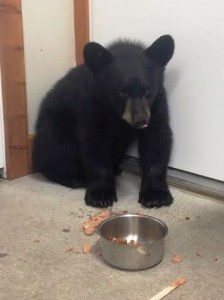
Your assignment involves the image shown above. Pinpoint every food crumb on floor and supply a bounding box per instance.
[171,255,183,263]
[82,243,91,254]
[171,277,186,287]
[82,210,111,235]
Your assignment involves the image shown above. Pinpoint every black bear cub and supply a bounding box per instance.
[33,35,175,208]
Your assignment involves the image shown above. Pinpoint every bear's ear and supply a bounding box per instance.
[145,35,175,67]
[83,42,112,74]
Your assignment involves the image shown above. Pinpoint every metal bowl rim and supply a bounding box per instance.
[97,214,168,245]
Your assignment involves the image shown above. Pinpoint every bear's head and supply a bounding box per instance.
[84,35,174,129]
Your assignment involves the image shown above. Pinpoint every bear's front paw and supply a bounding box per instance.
[139,189,173,208]
[85,188,117,208]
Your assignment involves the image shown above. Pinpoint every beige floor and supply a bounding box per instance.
[0,172,223,300]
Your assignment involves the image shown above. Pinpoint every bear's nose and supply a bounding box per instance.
[134,120,148,129]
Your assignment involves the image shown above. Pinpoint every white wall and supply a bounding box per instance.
[22,0,75,134]
[91,0,224,181]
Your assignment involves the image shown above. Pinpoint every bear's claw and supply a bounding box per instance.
[85,188,117,208]
[139,190,173,208]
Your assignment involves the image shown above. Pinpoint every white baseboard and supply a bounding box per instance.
[122,156,224,201]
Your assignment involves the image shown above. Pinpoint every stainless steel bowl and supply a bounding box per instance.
[98,214,168,270]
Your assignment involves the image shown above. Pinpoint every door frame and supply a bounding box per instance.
[0,0,90,179]
[0,68,5,171]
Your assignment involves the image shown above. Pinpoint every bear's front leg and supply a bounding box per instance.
[138,123,173,208]
[78,127,117,208]
[85,168,117,208]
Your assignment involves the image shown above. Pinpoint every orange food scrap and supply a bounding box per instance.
[171,277,186,287]
[171,255,183,263]
[82,243,91,254]
[83,210,111,235]
[82,222,95,235]
[150,277,186,299]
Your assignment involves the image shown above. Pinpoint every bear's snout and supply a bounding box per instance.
[123,98,150,129]
[133,119,149,129]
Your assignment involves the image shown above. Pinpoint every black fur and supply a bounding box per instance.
[33,35,175,208]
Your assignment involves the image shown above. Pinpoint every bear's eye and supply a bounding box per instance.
[145,88,151,97]
[118,90,128,98]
